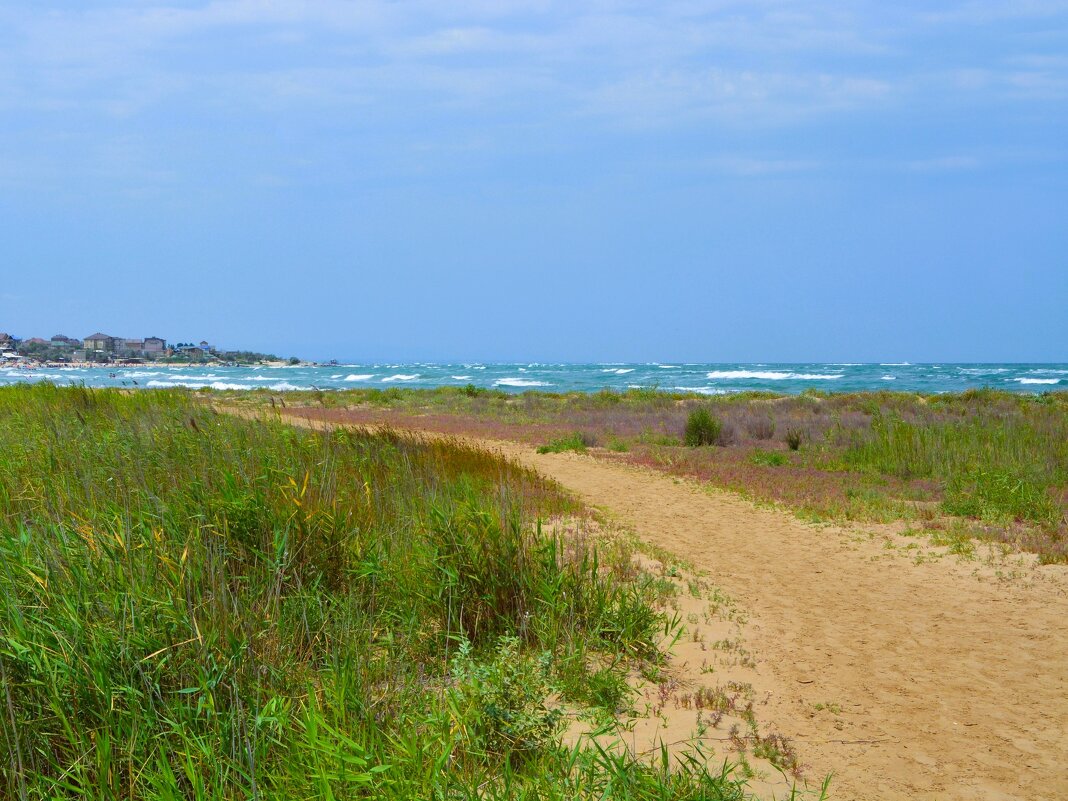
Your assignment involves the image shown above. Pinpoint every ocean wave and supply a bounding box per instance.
[451,375,473,380]
[494,378,550,388]
[705,370,843,381]
[601,368,635,374]
[146,380,252,390]
[382,374,419,382]
[268,382,303,391]
[674,386,727,395]
[344,374,375,382]
[879,362,911,366]
[1014,378,1060,385]
[657,365,678,369]
[881,375,896,380]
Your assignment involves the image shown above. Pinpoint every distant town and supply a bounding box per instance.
[0,331,301,367]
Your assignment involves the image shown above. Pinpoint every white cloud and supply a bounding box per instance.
[0,0,1064,192]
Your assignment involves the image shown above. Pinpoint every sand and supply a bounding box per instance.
[512,447,1068,800]
[258,408,1068,800]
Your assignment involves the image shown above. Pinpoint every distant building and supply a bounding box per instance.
[84,333,117,352]
[123,339,144,353]
[143,336,166,353]
[51,335,80,348]
[25,337,49,346]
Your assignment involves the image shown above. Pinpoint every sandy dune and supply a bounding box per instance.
[266,409,1068,800]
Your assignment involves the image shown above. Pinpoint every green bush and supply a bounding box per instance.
[537,432,590,454]
[448,636,562,760]
[684,408,722,447]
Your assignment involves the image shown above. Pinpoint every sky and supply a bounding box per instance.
[0,1,1066,362]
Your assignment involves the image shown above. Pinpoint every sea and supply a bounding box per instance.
[1,363,1066,395]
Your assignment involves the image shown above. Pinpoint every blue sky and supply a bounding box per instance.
[1,1,1065,362]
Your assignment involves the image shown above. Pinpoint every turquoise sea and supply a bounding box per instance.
[1,363,1066,394]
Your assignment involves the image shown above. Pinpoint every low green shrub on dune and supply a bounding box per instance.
[684,408,722,447]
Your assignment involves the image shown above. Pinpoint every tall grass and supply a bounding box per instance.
[0,385,752,799]
[843,409,1068,528]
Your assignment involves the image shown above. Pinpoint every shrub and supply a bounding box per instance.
[744,415,776,440]
[785,428,803,450]
[448,636,562,760]
[684,408,722,447]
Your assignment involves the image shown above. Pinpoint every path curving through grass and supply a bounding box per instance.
[278,405,1068,801]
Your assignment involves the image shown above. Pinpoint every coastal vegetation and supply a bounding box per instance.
[221,386,1068,563]
[0,385,772,799]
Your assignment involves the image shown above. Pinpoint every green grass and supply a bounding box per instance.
[0,385,760,799]
[748,450,790,468]
[842,410,1067,528]
[537,432,591,454]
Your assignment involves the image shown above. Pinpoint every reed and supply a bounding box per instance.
[0,385,752,799]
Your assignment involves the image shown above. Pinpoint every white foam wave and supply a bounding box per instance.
[381,374,419,382]
[146,380,251,390]
[657,365,678,369]
[705,370,843,381]
[1014,378,1059,385]
[268,382,303,391]
[879,362,911,366]
[451,375,473,380]
[344,374,375,381]
[881,375,896,380]
[601,368,635,374]
[674,386,727,395]
[494,378,550,388]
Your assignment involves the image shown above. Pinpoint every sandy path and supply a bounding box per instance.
[507,448,1068,801]
[262,409,1068,800]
